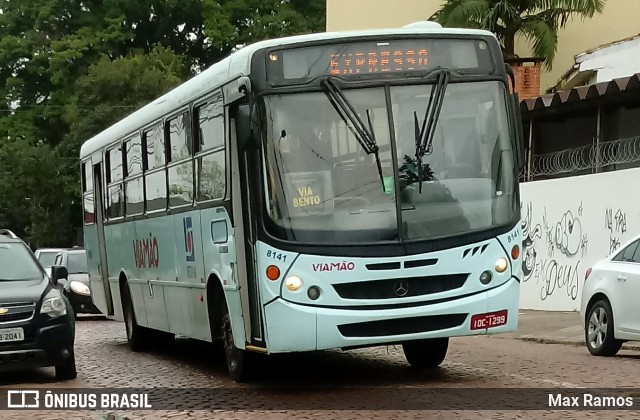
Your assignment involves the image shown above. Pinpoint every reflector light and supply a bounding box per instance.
[266,265,280,281]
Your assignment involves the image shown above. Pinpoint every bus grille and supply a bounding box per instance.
[337,313,468,338]
[332,274,468,299]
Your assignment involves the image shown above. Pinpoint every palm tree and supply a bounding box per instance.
[430,0,606,69]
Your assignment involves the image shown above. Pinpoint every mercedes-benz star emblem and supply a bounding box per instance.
[393,280,409,297]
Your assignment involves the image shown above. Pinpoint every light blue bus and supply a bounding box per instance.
[80,22,525,381]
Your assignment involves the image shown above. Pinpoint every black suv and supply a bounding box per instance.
[0,229,77,380]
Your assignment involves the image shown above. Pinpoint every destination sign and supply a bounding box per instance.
[284,171,334,217]
[266,38,494,83]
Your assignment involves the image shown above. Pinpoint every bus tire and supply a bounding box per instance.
[220,300,249,382]
[122,281,149,352]
[151,330,175,351]
[402,337,449,368]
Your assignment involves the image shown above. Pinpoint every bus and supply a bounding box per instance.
[80,21,525,381]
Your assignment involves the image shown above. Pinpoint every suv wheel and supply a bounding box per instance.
[55,354,77,380]
[586,299,622,356]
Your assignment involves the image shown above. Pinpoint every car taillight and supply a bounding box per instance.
[585,267,592,281]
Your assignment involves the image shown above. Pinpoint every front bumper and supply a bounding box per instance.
[263,277,520,353]
[0,317,74,372]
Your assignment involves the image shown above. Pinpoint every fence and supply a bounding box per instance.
[522,136,640,181]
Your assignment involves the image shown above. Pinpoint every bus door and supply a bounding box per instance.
[93,163,114,316]
[230,115,265,347]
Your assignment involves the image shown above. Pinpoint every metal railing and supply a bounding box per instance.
[525,136,640,180]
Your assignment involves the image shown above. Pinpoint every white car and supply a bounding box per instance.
[581,234,640,356]
[35,247,64,272]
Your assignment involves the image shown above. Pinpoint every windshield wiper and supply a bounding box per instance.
[321,77,384,189]
[414,69,450,192]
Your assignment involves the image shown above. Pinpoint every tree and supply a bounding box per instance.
[0,0,326,246]
[0,45,189,246]
[0,137,73,245]
[430,0,606,69]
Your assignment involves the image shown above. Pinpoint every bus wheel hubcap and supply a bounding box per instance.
[125,306,133,338]
[222,316,236,370]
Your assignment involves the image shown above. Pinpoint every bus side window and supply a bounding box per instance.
[195,91,224,152]
[168,113,191,162]
[167,112,194,208]
[194,91,226,202]
[82,161,95,225]
[144,124,168,212]
[106,144,125,219]
[124,135,144,216]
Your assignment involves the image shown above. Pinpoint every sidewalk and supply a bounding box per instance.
[499,310,640,351]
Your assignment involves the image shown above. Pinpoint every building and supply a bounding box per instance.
[553,34,640,92]
[326,0,640,97]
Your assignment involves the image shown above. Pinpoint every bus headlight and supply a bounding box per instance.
[495,258,509,273]
[285,275,303,292]
[70,281,91,296]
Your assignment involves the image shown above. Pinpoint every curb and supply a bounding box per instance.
[517,336,640,351]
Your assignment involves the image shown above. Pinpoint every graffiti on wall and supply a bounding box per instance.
[521,202,541,282]
[521,203,587,301]
[520,168,640,311]
[605,208,627,254]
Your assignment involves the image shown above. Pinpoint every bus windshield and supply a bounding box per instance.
[262,81,517,244]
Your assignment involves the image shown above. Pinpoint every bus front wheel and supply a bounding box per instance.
[402,337,449,368]
[220,302,249,382]
[122,281,149,352]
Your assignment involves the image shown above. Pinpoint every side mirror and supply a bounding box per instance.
[511,93,526,170]
[505,63,516,93]
[237,76,252,96]
[505,63,526,170]
[236,104,259,150]
[50,265,69,286]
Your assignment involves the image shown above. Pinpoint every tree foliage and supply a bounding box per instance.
[430,0,606,69]
[0,0,325,246]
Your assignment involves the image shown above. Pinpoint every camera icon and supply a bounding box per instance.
[7,390,40,408]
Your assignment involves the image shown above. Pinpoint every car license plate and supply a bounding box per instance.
[470,310,508,330]
[0,327,24,343]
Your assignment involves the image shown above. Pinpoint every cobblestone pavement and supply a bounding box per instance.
[1,316,639,419]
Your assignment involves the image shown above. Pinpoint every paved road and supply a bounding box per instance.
[1,317,639,419]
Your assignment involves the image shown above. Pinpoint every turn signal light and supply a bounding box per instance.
[266,265,280,281]
[511,245,520,260]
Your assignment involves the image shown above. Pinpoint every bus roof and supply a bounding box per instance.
[79,24,495,159]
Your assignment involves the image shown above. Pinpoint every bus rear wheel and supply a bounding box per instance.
[221,302,249,382]
[402,337,449,368]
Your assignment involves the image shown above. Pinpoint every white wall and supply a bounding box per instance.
[519,167,640,311]
[575,36,640,83]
